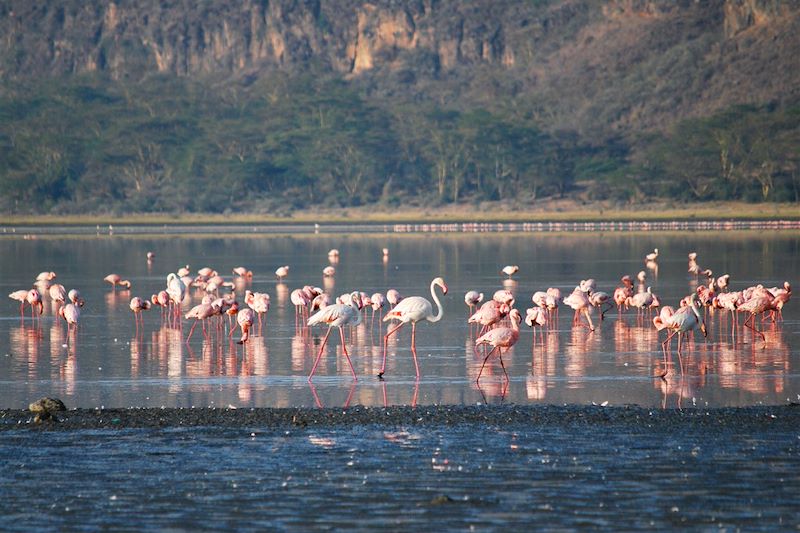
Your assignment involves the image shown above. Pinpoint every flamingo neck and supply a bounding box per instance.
[350,299,364,326]
[428,280,445,323]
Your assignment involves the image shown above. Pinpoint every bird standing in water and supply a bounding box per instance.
[381,277,448,379]
[307,292,363,382]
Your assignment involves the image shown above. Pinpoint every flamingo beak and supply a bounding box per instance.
[442,282,449,295]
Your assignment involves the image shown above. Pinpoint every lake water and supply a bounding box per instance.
[1,226,798,409]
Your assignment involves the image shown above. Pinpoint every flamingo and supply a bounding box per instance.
[386,289,403,308]
[48,284,67,306]
[146,251,155,262]
[738,289,772,342]
[380,277,448,379]
[475,308,522,384]
[184,301,220,341]
[59,302,80,332]
[245,290,270,334]
[8,289,30,317]
[464,290,484,315]
[104,274,131,291]
[275,265,289,281]
[653,294,706,377]
[323,266,335,277]
[468,301,509,336]
[290,289,310,324]
[562,287,594,331]
[129,296,151,333]
[370,292,386,322]
[525,307,547,345]
[68,289,85,307]
[166,273,186,322]
[767,281,791,321]
[588,291,612,320]
[307,291,363,382]
[501,265,519,279]
[25,289,43,320]
[234,308,255,344]
[232,266,253,278]
[36,271,57,282]
[645,248,659,262]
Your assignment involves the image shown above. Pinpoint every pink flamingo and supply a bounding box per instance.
[475,309,522,384]
[386,289,403,308]
[59,302,80,332]
[370,292,386,323]
[104,274,131,291]
[468,300,509,336]
[563,287,594,331]
[275,266,289,281]
[8,289,30,317]
[48,284,67,307]
[501,265,519,279]
[184,301,220,341]
[36,271,57,282]
[245,290,270,335]
[129,296,151,334]
[232,266,253,279]
[464,290,484,316]
[525,307,547,346]
[68,289,85,307]
[25,289,43,320]
[588,291,612,320]
[653,294,706,377]
[307,292,363,382]
[738,289,772,342]
[380,277,448,379]
[234,308,255,344]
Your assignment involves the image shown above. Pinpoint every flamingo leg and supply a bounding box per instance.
[498,348,509,382]
[379,322,405,377]
[308,326,333,382]
[676,332,685,374]
[186,320,198,342]
[410,322,420,379]
[338,326,358,381]
[477,346,498,384]
[743,313,766,342]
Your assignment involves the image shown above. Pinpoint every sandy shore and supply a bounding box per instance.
[2,403,798,431]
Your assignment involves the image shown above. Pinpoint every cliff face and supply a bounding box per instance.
[0,0,797,131]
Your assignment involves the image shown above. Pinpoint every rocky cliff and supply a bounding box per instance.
[1,0,798,131]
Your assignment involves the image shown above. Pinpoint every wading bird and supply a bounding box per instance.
[380,277,447,379]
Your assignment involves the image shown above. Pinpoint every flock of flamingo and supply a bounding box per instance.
[7,246,792,387]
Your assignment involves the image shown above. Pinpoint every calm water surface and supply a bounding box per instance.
[2,228,799,409]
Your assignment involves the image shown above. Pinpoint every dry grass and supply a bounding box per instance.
[2,201,799,226]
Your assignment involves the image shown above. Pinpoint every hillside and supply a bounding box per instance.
[0,0,798,214]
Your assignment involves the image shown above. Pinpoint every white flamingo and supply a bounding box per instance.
[380,277,447,379]
[307,291,363,382]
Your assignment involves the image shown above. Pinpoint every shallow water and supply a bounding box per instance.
[2,420,799,530]
[1,228,799,409]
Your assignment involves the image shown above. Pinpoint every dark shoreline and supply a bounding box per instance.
[3,403,799,431]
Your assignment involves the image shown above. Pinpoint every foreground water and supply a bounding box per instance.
[1,227,799,409]
[2,405,799,530]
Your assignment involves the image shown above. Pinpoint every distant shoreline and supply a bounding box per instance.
[3,201,800,227]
